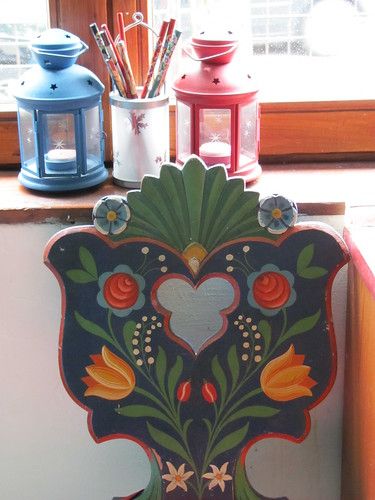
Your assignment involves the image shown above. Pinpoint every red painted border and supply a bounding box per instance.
[44,222,349,493]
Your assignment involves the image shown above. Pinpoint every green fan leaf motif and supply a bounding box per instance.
[118,156,274,251]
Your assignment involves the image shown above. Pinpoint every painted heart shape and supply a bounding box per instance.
[153,273,239,355]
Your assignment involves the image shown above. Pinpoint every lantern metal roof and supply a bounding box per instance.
[173,33,258,101]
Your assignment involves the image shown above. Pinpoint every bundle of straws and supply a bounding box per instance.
[90,14,181,99]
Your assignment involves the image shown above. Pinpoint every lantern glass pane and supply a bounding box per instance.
[198,108,231,167]
[177,100,191,163]
[18,107,36,167]
[43,113,77,174]
[240,102,258,167]
[85,105,102,172]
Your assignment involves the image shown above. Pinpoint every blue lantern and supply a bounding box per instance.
[14,28,108,191]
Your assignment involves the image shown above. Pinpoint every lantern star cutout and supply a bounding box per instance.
[50,83,58,90]
[212,78,220,85]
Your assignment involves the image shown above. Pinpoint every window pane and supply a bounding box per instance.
[0,0,49,106]
[150,0,375,101]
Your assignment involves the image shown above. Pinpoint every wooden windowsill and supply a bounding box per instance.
[0,161,374,224]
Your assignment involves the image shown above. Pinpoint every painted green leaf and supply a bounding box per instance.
[258,320,272,355]
[227,344,240,389]
[182,156,206,243]
[74,311,112,344]
[116,405,170,425]
[281,309,321,343]
[203,418,212,435]
[234,459,263,500]
[123,320,137,359]
[205,178,245,250]
[299,266,328,279]
[182,418,193,438]
[146,421,190,463]
[160,164,190,235]
[226,406,280,425]
[137,450,163,500]
[79,246,98,279]
[208,423,249,463]
[199,166,227,245]
[155,346,167,392]
[297,244,314,273]
[141,176,185,250]
[127,191,176,246]
[66,269,97,283]
[211,355,227,402]
[167,355,183,402]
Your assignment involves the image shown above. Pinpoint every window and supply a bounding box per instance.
[0,0,374,167]
[0,0,49,107]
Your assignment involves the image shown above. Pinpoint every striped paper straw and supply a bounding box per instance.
[141,20,169,99]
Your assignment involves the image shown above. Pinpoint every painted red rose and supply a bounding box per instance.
[253,271,291,310]
[103,273,139,309]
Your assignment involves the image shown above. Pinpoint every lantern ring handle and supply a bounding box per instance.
[182,42,238,62]
[32,41,89,59]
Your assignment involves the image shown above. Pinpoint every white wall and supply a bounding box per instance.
[0,217,347,500]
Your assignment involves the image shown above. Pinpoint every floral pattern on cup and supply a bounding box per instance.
[93,195,130,235]
[258,194,298,234]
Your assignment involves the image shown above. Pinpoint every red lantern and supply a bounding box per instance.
[173,32,261,182]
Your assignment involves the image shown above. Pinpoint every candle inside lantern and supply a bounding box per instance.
[46,148,76,161]
[199,141,231,166]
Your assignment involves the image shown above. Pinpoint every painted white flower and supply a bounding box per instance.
[162,462,194,493]
[202,462,232,492]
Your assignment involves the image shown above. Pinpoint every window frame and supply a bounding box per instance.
[1,0,375,167]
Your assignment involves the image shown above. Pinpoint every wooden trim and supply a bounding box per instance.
[3,100,375,167]
[2,162,375,223]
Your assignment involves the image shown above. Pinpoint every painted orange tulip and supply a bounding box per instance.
[82,345,136,400]
[260,344,317,402]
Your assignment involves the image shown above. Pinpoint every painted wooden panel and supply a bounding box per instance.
[342,253,375,499]
[44,156,348,499]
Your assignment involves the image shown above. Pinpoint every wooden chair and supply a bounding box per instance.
[44,156,349,499]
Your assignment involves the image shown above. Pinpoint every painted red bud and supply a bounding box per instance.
[177,380,192,402]
[202,381,217,403]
